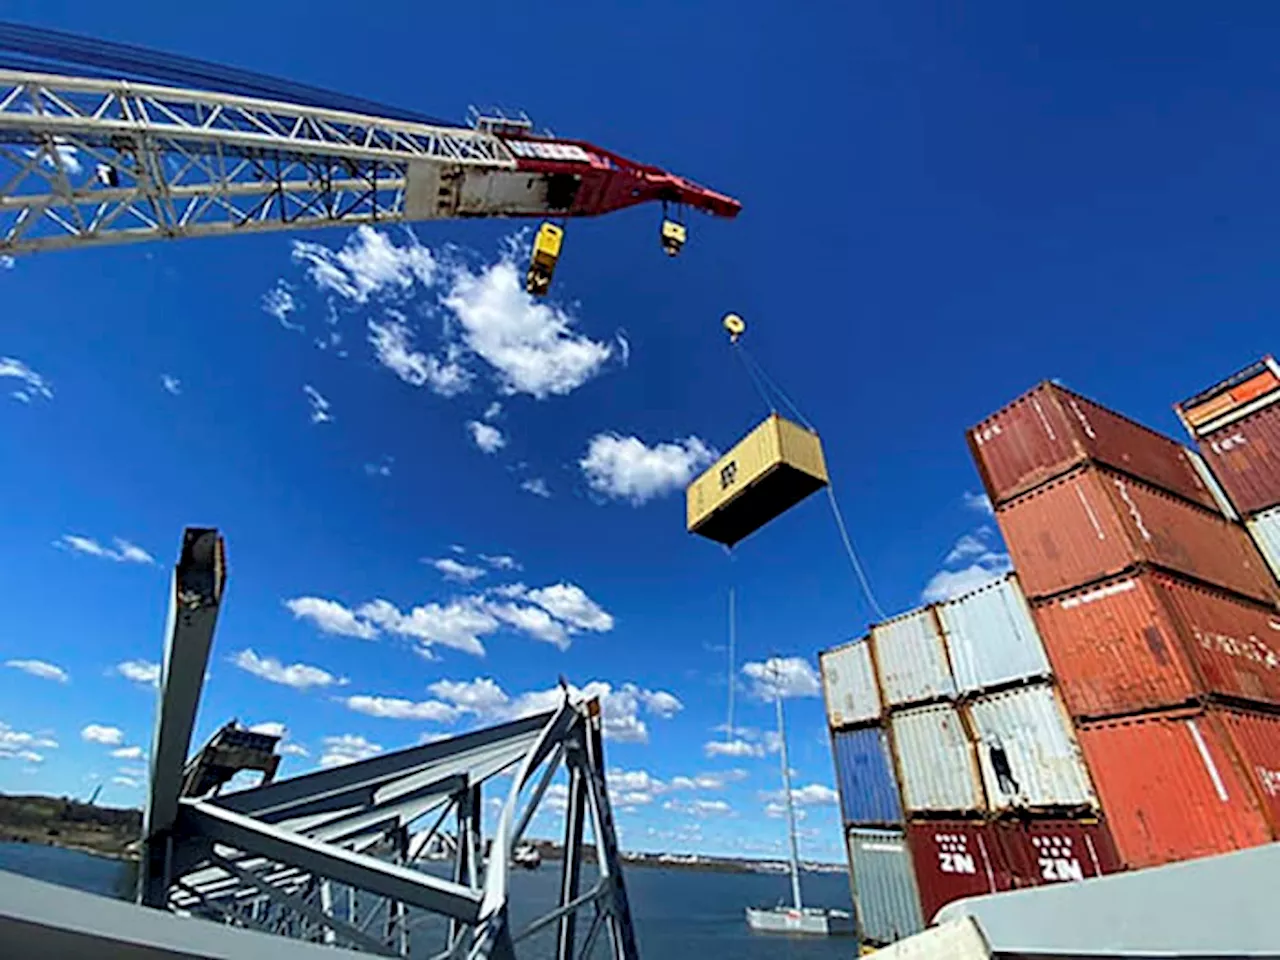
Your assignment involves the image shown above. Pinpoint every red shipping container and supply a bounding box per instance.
[1032,570,1280,719]
[996,465,1279,605]
[969,382,1218,511]
[1076,709,1272,869]
[1199,403,1280,517]
[905,821,1013,922]
[995,819,1124,888]
[1216,707,1280,836]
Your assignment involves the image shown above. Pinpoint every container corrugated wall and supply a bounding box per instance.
[890,704,985,814]
[847,827,925,945]
[1033,570,1280,719]
[968,382,1218,510]
[905,820,1011,923]
[966,683,1097,812]
[1216,707,1280,837]
[1199,402,1280,516]
[831,726,904,825]
[821,639,881,729]
[872,608,956,707]
[1246,506,1280,583]
[937,574,1050,695]
[1076,709,1273,868]
[996,464,1279,604]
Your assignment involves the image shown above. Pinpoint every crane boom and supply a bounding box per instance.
[0,67,739,255]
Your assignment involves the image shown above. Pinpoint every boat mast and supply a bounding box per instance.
[775,681,803,911]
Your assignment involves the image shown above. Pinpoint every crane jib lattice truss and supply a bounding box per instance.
[0,67,739,254]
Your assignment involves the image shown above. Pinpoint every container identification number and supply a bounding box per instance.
[1210,432,1248,454]
[1194,628,1280,670]
[972,423,1002,446]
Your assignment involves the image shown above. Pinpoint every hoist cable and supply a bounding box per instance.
[826,485,887,622]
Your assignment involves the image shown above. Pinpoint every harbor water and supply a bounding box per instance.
[0,843,857,958]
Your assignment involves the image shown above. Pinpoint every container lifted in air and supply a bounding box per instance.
[526,221,564,296]
[687,412,830,547]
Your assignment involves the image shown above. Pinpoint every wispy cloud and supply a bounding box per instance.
[342,695,459,722]
[292,226,435,305]
[110,745,144,760]
[0,723,58,759]
[5,659,68,683]
[319,733,382,768]
[115,660,160,687]
[963,491,994,516]
[262,280,303,331]
[160,374,181,395]
[428,557,487,583]
[580,434,715,505]
[231,649,346,690]
[483,401,502,421]
[81,724,124,746]
[921,524,1012,603]
[367,314,472,396]
[1,356,53,403]
[521,477,551,498]
[364,457,394,477]
[466,420,506,454]
[303,384,332,424]
[741,657,822,700]
[479,553,520,571]
[56,535,154,565]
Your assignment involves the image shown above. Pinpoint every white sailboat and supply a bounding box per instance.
[745,671,855,937]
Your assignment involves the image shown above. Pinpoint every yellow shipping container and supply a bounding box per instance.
[686,413,829,547]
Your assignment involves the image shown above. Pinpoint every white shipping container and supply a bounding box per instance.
[937,575,1050,695]
[890,703,986,814]
[1247,506,1280,584]
[872,608,956,707]
[966,683,1097,812]
[821,639,881,728]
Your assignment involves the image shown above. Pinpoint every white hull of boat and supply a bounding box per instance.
[746,906,856,936]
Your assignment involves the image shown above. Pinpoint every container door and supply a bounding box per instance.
[848,827,925,945]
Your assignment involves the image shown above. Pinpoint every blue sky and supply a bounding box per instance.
[3,3,1280,864]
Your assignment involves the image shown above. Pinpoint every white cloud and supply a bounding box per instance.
[486,602,569,649]
[543,783,570,813]
[429,677,679,744]
[303,384,332,424]
[945,533,991,564]
[365,457,394,477]
[664,798,732,817]
[763,783,838,807]
[921,561,1011,603]
[523,583,614,633]
[343,695,460,722]
[0,359,45,403]
[579,434,714,505]
[57,535,156,565]
[292,226,435,304]
[521,477,551,498]
[479,554,520,571]
[367,315,472,396]
[765,801,805,820]
[704,738,764,759]
[284,597,378,640]
[320,733,382,768]
[638,689,683,719]
[81,724,124,746]
[483,401,502,421]
[232,649,345,690]
[110,745,143,760]
[160,374,182,395]
[430,557,487,583]
[5,659,68,683]
[440,250,613,399]
[116,660,160,687]
[17,750,43,764]
[467,420,507,454]
[279,742,310,757]
[359,598,493,657]
[262,280,303,331]
[112,776,141,788]
[0,723,58,758]
[741,657,822,700]
[963,491,994,516]
[117,765,147,778]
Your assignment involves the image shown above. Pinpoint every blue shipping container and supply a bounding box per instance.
[832,726,903,824]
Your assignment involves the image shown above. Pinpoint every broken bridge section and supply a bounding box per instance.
[138,527,640,960]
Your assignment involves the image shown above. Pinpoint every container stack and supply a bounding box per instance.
[970,381,1280,872]
[1175,357,1280,585]
[820,573,1121,944]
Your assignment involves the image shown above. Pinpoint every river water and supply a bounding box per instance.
[0,843,859,958]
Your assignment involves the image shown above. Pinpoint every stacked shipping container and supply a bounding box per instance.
[969,378,1280,872]
[820,574,1118,944]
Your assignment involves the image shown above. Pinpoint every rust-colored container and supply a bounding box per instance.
[1216,707,1280,836]
[969,382,1218,511]
[995,819,1124,887]
[1032,569,1280,719]
[1199,403,1280,517]
[996,464,1279,605]
[1076,708,1272,869]
[904,820,1013,923]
